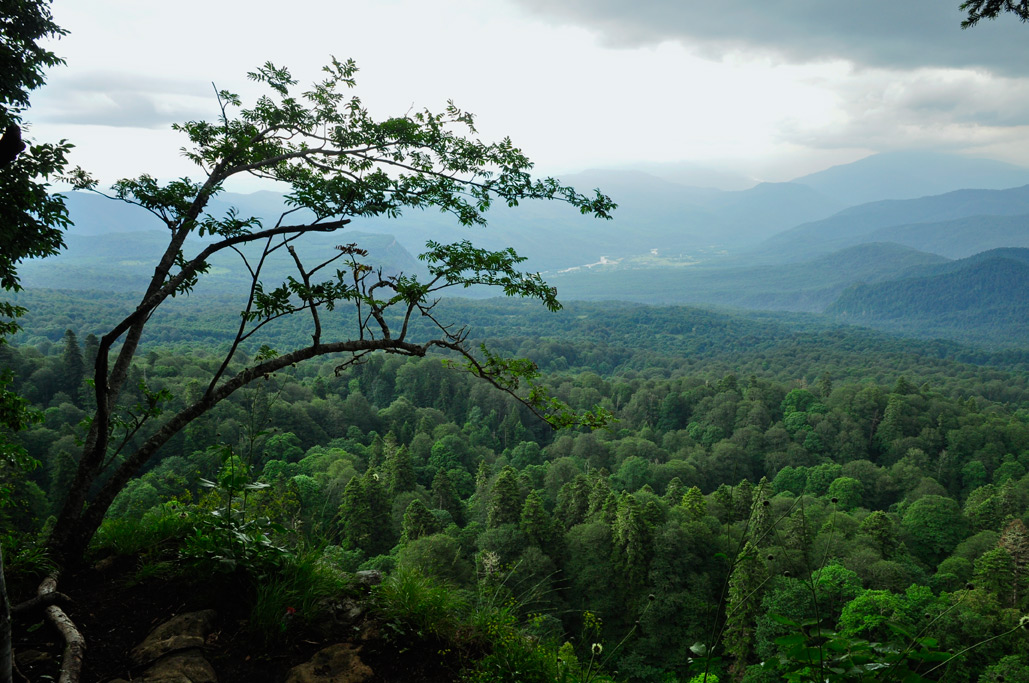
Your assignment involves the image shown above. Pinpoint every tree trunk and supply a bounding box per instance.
[1,545,12,683]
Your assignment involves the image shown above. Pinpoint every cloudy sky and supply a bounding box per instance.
[27,0,1029,191]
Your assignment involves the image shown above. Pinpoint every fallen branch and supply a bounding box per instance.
[38,575,83,683]
[11,591,71,616]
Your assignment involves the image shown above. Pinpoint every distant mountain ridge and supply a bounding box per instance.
[39,150,1029,350]
[17,229,423,294]
[827,249,1029,347]
[757,184,1029,262]
[788,151,1029,206]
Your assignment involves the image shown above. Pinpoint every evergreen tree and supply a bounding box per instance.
[600,491,619,526]
[430,468,463,525]
[662,476,685,505]
[974,547,1017,607]
[363,469,395,556]
[999,518,1029,609]
[487,466,524,528]
[338,471,395,555]
[748,477,773,543]
[520,489,558,551]
[681,485,707,521]
[338,476,371,553]
[817,371,833,399]
[612,493,652,598]
[81,331,96,368]
[383,435,416,495]
[402,498,441,542]
[723,541,768,680]
[59,329,83,402]
[555,474,591,528]
[586,472,612,521]
[781,508,814,572]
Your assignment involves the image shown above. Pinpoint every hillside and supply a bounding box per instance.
[827,249,1029,347]
[16,229,426,293]
[862,213,1029,259]
[757,184,1029,262]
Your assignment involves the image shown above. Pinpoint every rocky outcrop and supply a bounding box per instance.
[284,643,373,683]
[114,609,219,683]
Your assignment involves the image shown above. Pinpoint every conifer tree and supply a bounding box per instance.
[999,518,1029,608]
[402,498,441,542]
[723,541,767,680]
[681,485,707,521]
[555,474,591,528]
[974,547,1017,607]
[338,470,395,555]
[383,434,415,495]
[487,466,524,528]
[663,476,685,505]
[600,491,619,526]
[362,469,395,556]
[430,468,463,525]
[520,489,558,550]
[587,473,613,521]
[59,329,84,401]
[748,477,773,543]
[338,476,371,553]
[781,507,814,572]
[612,493,652,597]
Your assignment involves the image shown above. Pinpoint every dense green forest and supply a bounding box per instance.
[5,294,1029,681]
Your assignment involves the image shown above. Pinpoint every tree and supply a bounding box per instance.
[58,329,84,401]
[723,541,767,679]
[900,494,967,565]
[401,498,441,542]
[47,58,615,569]
[487,466,524,528]
[960,0,1029,27]
[0,3,72,682]
[383,437,416,496]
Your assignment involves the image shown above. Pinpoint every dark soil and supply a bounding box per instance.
[12,555,474,682]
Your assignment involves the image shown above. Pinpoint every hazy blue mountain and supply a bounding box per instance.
[627,160,757,191]
[58,180,715,273]
[757,184,1029,262]
[791,151,1029,206]
[696,181,845,244]
[17,229,424,294]
[57,171,845,278]
[826,249,1029,347]
[550,242,947,311]
[859,214,1029,259]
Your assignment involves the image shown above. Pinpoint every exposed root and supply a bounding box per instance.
[38,575,84,683]
[11,591,70,616]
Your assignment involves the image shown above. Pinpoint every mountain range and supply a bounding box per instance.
[20,149,1029,349]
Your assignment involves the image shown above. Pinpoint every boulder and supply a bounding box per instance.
[130,609,218,666]
[285,643,373,683]
[138,648,217,683]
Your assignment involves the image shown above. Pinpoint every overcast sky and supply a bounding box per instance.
[27,0,1029,191]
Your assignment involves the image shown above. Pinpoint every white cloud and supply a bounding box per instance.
[28,0,1029,188]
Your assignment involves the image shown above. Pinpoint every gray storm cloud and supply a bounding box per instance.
[509,0,1029,160]
[32,72,211,129]
[511,0,1029,75]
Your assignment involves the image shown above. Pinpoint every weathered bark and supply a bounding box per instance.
[11,590,70,615]
[1,546,11,683]
[39,574,84,683]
